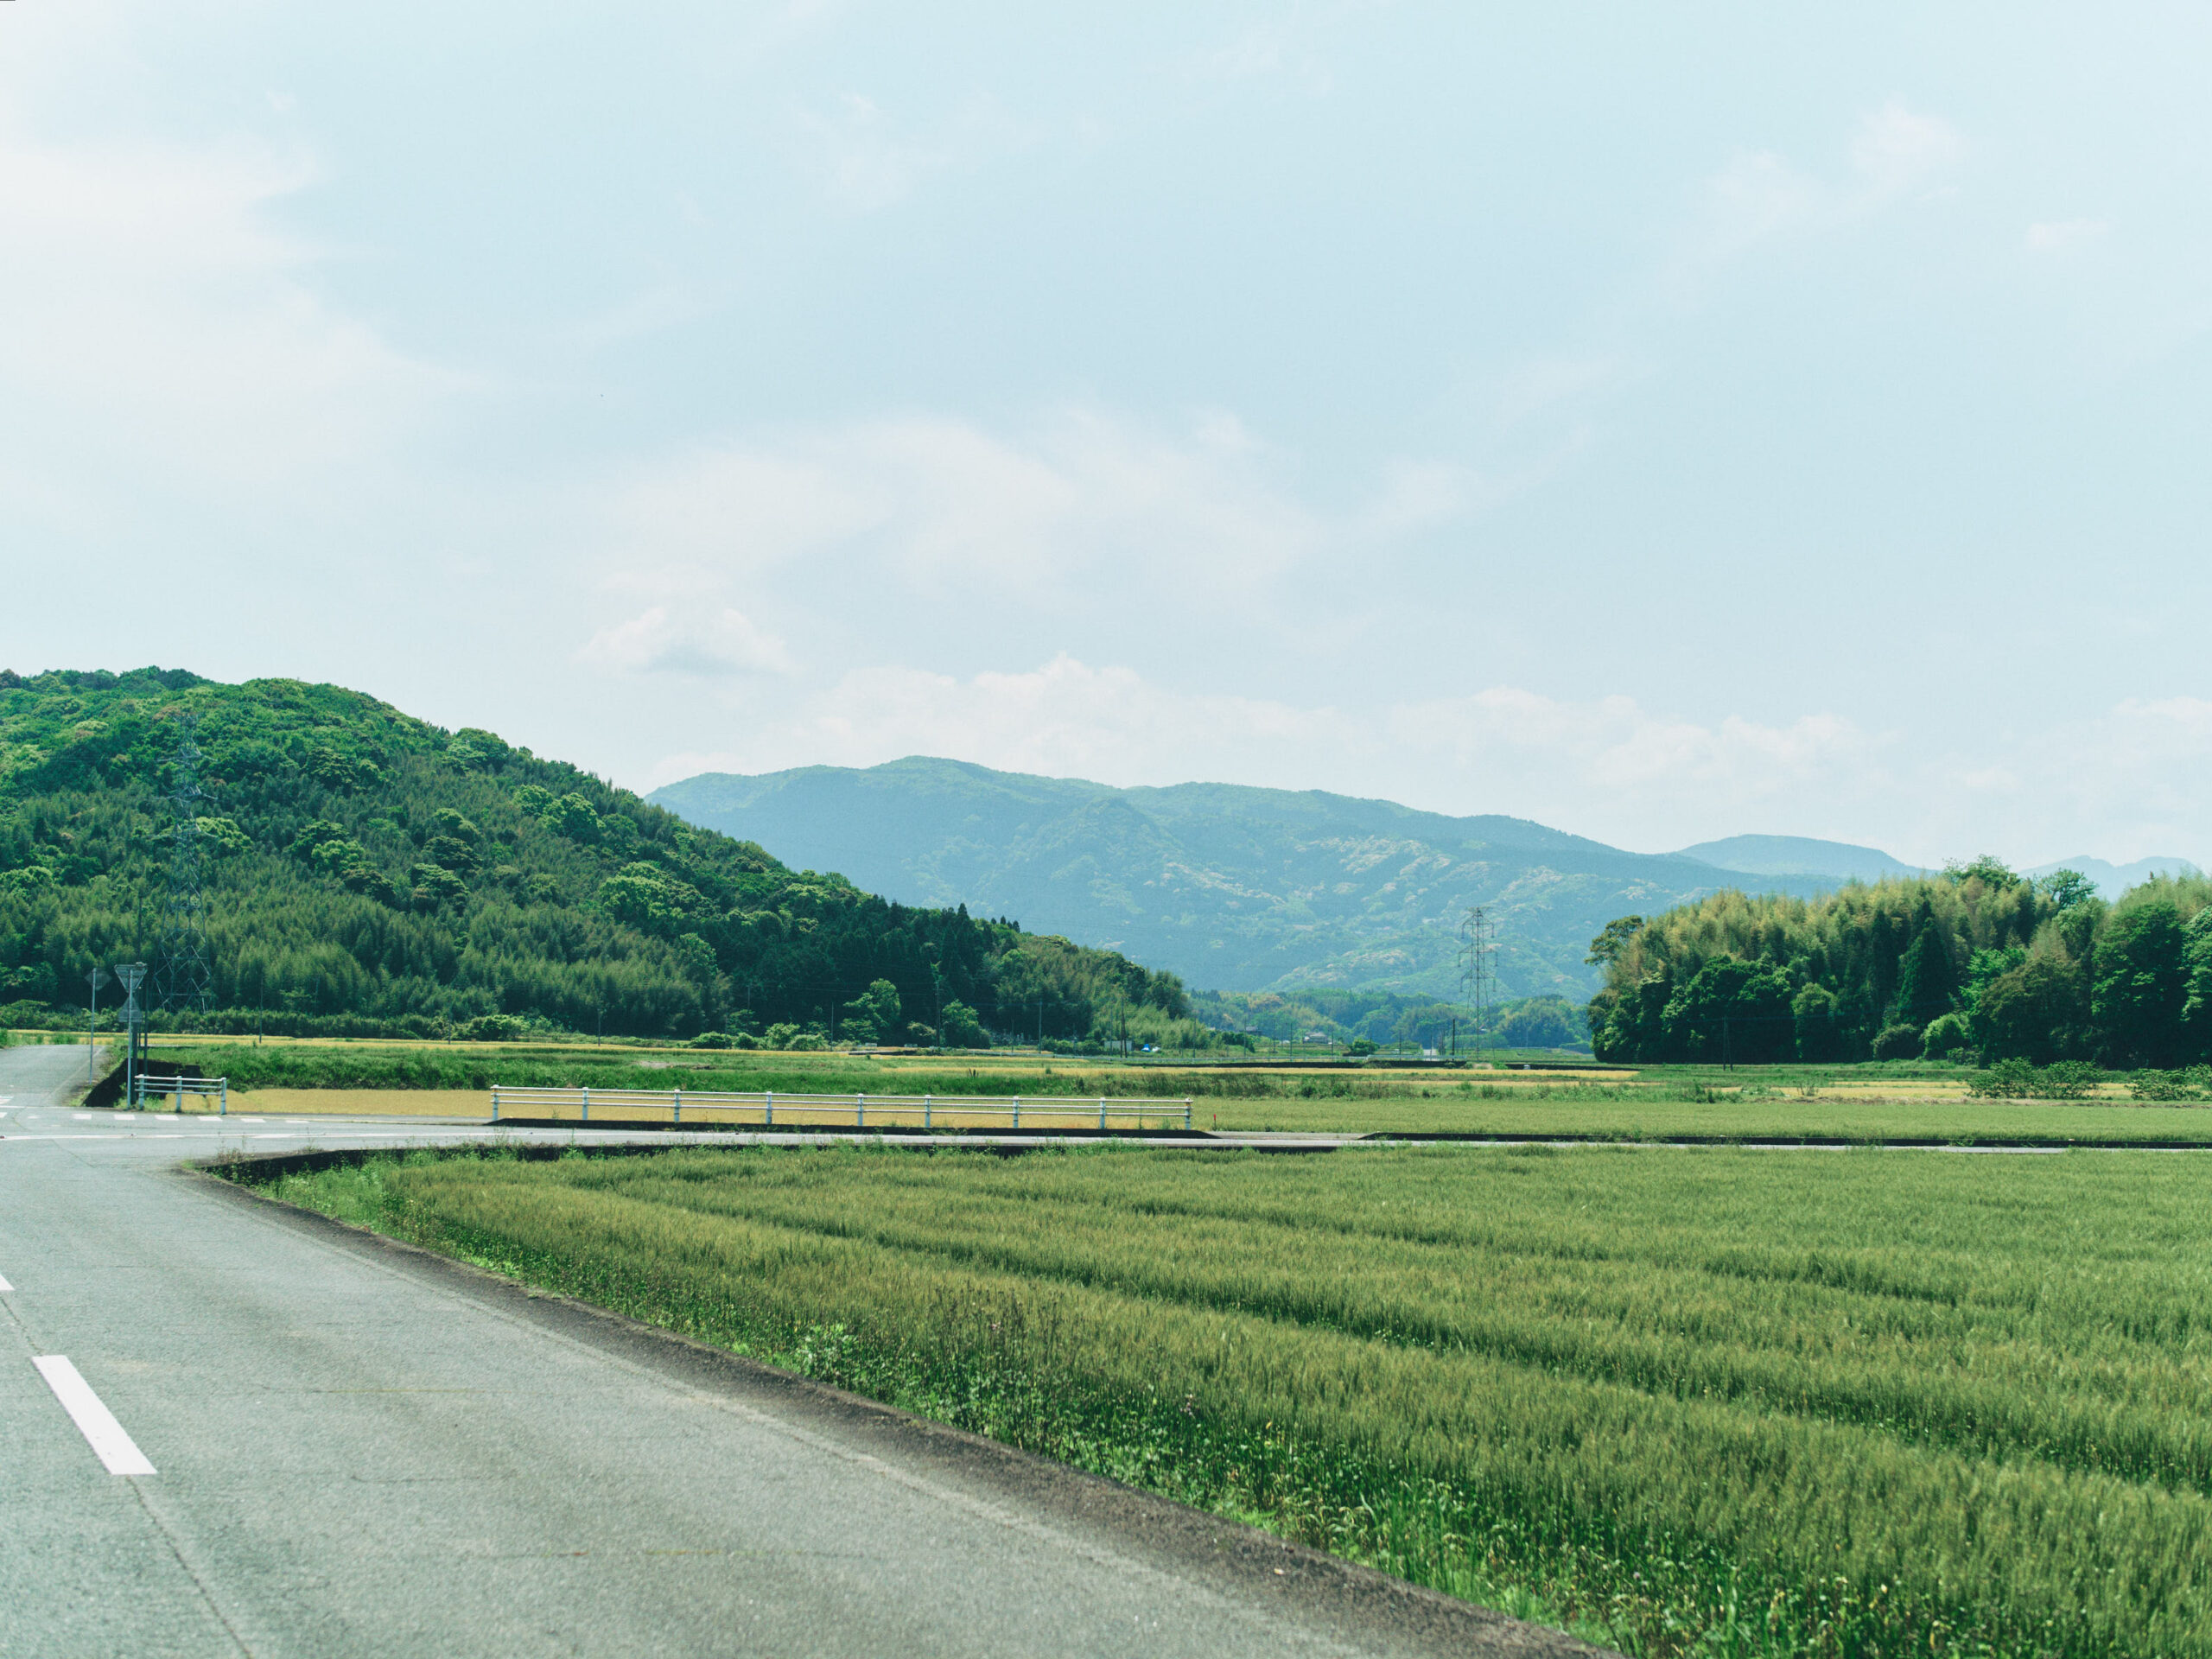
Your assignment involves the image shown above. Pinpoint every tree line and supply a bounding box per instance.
[1586,857,2212,1068]
[1192,986,1592,1052]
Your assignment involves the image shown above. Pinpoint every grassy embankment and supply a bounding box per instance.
[236,1142,2212,1658]
[153,1037,2212,1142]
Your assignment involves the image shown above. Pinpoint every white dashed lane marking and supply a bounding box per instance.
[33,1356,156,1476]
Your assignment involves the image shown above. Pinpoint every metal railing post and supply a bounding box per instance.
[765,1089,773,1128]
[924,1094,931,1131]
[1184,1097,1192,1130]
[673,1086,682,1126]
[1012,1095,1020,1130]
[581,1085,589,1124]
[1099,1096,1107,1130]
[220,1078,227,1116]
[856,1091,865,1128]
[491,1086,500,1123]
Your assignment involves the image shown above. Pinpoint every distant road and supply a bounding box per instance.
[0,1046,1606,1658]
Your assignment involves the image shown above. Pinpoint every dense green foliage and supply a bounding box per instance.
[651,756,1832,1001]
[250,1143,2212,1657]
[0,669,1185,1041]
[1588,859,2212,1067]
[1192,986,1591,1052]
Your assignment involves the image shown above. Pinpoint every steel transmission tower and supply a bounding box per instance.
[155,717,215,1017]
[1457,906,1496,1063]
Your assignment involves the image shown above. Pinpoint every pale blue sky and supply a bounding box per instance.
[3,3,2208,868]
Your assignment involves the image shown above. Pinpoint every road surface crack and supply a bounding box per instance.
[129,1482,259,1657]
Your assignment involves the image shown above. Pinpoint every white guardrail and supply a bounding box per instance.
[132,1076,230,1113]
[489,1086,1192,1132]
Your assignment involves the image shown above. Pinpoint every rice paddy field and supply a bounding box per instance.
[238,1141,2212,1657]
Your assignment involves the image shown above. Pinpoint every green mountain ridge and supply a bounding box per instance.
[650,757,1840,999]
[0,670,1183,1043]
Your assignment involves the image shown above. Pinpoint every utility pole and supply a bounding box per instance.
[86,966,110,1083]
[116,963,147,1109]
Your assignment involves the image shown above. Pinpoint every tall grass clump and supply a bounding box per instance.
[242,1143,2212,1658]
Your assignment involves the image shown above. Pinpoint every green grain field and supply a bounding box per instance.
[241,1143,2212,1657]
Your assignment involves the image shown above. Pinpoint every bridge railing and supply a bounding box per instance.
[488,1086,1192,1132]
[132,1075,230,1114]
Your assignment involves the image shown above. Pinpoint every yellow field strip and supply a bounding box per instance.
[175,1089,490,1118]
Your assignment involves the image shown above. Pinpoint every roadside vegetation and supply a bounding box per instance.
[237,1142,2212,1658]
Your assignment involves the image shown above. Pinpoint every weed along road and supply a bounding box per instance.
[0,1049,1607,1659]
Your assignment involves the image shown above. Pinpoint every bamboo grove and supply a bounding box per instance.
[1586,858,2212,1067]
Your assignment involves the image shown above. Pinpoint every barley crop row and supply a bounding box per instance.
[251,1144,2212,1657]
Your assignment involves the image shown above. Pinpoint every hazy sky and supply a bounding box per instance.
[4,3,2209,868]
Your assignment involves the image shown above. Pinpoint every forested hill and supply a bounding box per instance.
[0,669,1185,1042]
[1587,860,2212,1069]
[649,757,1835,1000]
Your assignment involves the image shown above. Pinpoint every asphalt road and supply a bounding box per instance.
[0,1045,1609,1659]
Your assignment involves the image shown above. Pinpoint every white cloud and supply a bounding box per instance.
[580,604,792,679]
[1388,690,1884,825]
[641,658,2212,871]
[567,281,713,351]
[2025,217,2110,253]
[594,409,1465,608]
[2012,696,2212,863]
[646,655,1354,789]
[642,655,1893,849]
[1847,102,1967,200]
[607,447,885,577]
[1186,22,1337,93]
[1486,354,1621,430]
[1675,102,1966,286]
[791,92,1035,211]
[0,124,460,505]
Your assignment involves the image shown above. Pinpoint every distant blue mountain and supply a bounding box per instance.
[1672,835,1922,882]
[1676,840,2202,900]
[649,758,1831,998]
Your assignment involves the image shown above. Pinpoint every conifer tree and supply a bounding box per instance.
[1891,919,1958,1031]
